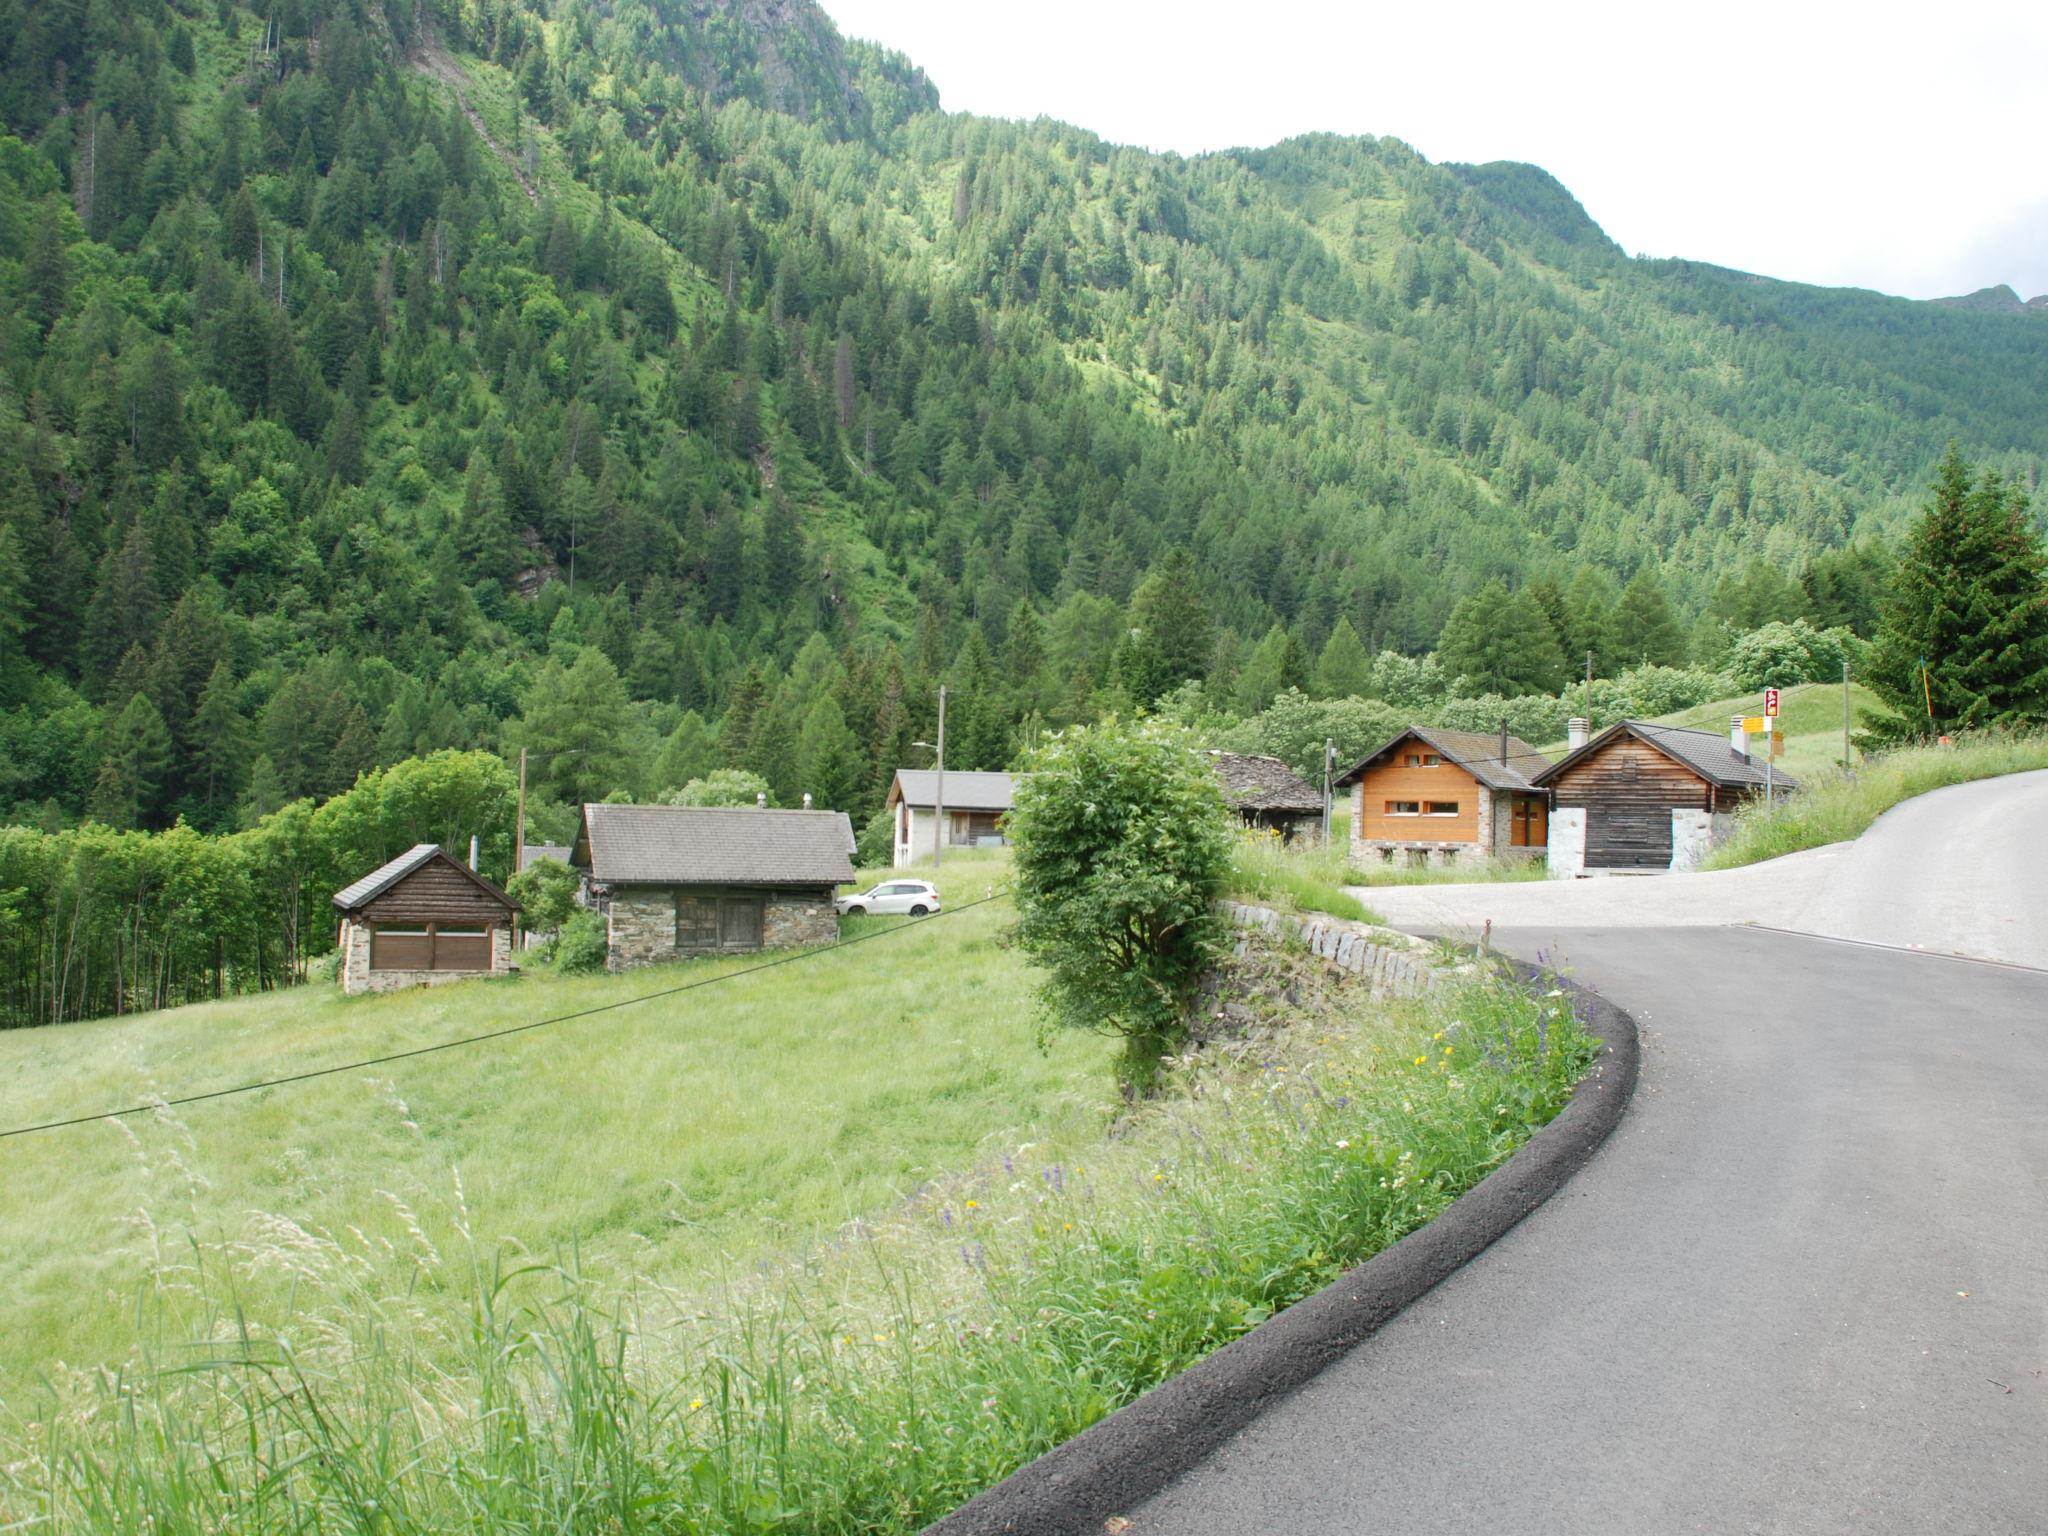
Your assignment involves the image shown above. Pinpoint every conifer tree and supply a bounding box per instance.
[1311,616,1372,699]
[1435,581,1566,696]
[1612,569,1686,668]
[83,522,161,692]
[91,694,174,829]
[189,660,251,822]
[798,694,863,812]
[1865,447,2048,739]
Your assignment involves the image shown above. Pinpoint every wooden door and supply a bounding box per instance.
[719,896,764,950]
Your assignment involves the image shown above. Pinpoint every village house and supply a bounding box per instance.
[571,803,856,970]
[1535,716,1796,875]
[332,844,520,995]
[884,769,1018,866]
[1336,726,1553,868]
[1205,751,1325,842]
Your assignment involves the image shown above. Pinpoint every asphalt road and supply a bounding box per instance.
[1353,768,2048,970]
[1129,778,2048,1533]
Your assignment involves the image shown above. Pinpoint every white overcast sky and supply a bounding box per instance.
[826,0,2048,302]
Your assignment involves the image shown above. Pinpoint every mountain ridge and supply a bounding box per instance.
[0,0,2041,840]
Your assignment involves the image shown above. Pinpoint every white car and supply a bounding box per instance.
[836,879,941,917]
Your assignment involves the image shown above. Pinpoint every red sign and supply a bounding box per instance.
[1764,688,1781,718]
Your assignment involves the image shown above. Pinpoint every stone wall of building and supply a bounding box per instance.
[605,887,680,972]
[1669,808,1715,872]
[605,886,841,971]
[765,892,839,949]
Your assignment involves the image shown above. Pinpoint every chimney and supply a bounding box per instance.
[1567,717,1590,750]
[802,792,813,810]
[468,834,479,871]
[756,792,768,809]
[1730,715,1749,760]
[1499,720,1510,766]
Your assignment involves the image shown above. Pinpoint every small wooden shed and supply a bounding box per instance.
[1534,720,1796,873]
[332,844,520,994]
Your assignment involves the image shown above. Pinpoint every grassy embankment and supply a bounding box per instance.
[1704,733,2048,868]
[0,849,1594,1533]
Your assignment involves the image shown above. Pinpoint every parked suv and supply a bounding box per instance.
[836,879,941,917]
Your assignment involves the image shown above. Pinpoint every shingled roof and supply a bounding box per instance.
[1534,720,1797,792]
[331,844,518,914]
[1205,751,1324,813]
[572,804,857,887]
[886,769,1020,812]
[1336,726,1554,793]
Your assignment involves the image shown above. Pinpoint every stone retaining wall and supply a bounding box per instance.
[1221,901,1437,997]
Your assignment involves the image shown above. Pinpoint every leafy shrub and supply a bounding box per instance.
[552,909,609,974]
[663,769,772,807]
[505,855,579,941]
[1724,620,1850,690]
[1217,688,1407,780]
[1008,719,1236,1092]
[853,805,894,868]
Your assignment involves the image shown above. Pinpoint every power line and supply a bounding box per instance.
[0,890,1009,1144]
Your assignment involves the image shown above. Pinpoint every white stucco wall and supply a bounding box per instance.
[1547,807,1587,879]
[1669,808,1715,872]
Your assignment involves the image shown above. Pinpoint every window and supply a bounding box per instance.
[1386,800,1420,816]
[1425,801,1460,816]
[1403,754,1421,767]
[1423,754,1441,766]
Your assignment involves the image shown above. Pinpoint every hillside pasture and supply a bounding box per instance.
[0,854,1110,1384]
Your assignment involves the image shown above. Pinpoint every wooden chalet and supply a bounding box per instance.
[1534,719,1796,873]
[884,769,1019,866]
[1205,751,1325,842]
[1336,726,1553,868]
[332,844,520,995]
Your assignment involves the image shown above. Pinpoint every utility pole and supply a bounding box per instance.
[1842,658,1852,770]
[1321,737,1335,845]
[1585,650,1594,688]
[514,747,527,948]
[932,685,947,869]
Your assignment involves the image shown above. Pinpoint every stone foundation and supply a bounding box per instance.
[1547,807,1587,879]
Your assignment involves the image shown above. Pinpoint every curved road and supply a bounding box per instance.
[1129,773,2048,1532]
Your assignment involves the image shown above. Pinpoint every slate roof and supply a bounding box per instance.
[887,769,1020,812]
[1535,720,1798,792]
[519,843,573,871]
[573,804,857,887]
[1205,751,1324,814]
[1336,726,1554,793]
[331,844,519,914]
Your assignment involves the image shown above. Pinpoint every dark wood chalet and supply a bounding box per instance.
[1534,720,1795,872]
[332,844,520,994]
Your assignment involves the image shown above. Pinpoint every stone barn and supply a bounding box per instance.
[571,803,856,970]
[332,844,520,995]
[1205,751,1325,842]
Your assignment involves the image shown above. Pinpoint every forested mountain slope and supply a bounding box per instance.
[0,0,2042,839]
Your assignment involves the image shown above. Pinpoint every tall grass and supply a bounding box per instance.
[2,966,1594,1534]
[1227,830,1382,922]
[1705,732,2048,868]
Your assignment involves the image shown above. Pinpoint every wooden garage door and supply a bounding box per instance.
[1586,804,1670,869]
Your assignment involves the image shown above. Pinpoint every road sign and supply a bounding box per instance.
[1764,688,1781,718]
[1741,716,1774,734]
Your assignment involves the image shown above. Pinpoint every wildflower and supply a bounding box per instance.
[1153,1172,1165,1182]
[1334,1139,1351,1150]
[964,1200,979,1210]
[689,1398,705,1412]
[1413,1055,1427,1066]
